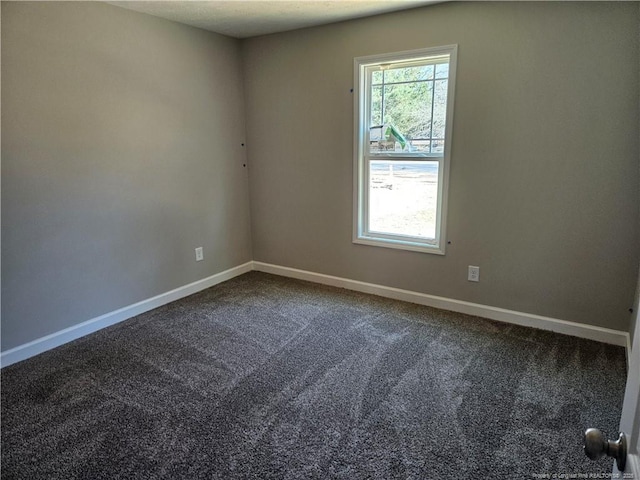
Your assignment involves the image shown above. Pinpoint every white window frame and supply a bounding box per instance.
[353,45,457,255]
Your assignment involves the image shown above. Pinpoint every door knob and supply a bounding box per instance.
[584,428,627,471]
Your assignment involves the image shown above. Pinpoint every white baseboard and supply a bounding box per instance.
[253,261,629,349]
[0,262,253,368]
[2,259,629,368]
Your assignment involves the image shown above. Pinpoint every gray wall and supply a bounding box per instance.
[1,2,252,350]
[242,2,640,331]
[2,1,638,353]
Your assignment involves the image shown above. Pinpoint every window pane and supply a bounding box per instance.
[371,86,382,126]
[435,63,449,79]
[432,79,448,139]
[382,82,433,142]
[369,126,395,152]
[369,161,439,239]
[410,140,431,153]
[431,139,445,153]
[383,64,434,83]
[371,70,383,85]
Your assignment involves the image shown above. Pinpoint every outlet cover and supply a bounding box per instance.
[195,247,204,262]
[468,265,480,282]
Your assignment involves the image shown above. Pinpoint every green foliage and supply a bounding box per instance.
[370,62,449,150]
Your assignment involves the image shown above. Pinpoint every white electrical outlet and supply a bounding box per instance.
[195,247,204,262]
[468,265,480,282]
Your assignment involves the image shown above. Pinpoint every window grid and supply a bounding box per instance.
[369,62,449,153]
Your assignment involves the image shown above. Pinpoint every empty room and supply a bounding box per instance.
[2,1,639,478]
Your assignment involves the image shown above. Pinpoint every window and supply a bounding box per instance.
[353,45,457,254]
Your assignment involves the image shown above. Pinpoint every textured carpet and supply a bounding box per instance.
[1,272,627,479]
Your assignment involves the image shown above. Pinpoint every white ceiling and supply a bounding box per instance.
[106,1,440,39]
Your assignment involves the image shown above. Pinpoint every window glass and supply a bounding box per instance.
[369,161,439,239]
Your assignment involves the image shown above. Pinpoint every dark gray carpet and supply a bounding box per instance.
[1,272,627,479]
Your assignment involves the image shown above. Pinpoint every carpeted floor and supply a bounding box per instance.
[1,272,628,479]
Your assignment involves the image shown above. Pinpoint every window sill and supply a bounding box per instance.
[353,235,445,255]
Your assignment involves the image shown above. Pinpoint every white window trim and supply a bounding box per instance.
[352,45,457,255]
